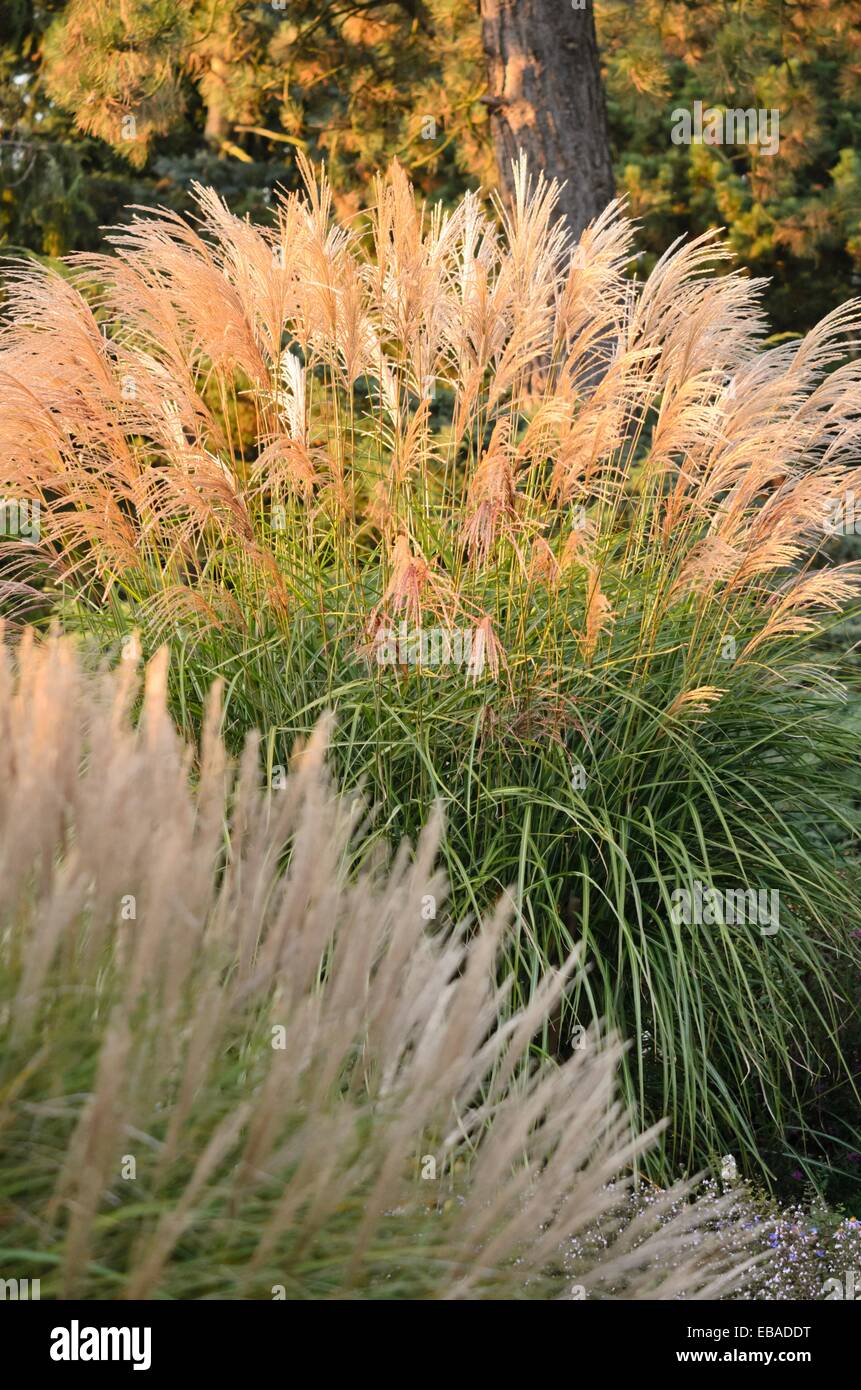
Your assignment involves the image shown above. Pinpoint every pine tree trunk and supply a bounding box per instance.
[203,55,232,148]
[479,0,614,238]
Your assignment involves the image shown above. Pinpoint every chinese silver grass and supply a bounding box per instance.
[0,631,759,1300]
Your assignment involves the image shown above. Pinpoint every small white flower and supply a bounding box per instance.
[720,1154,738,1183]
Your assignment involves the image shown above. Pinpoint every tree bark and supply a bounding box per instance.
[203,55,232,148]
[479,0,614,239]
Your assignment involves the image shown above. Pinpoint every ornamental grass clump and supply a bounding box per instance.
[0,631,757,1300]
[1,158,860,1182]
